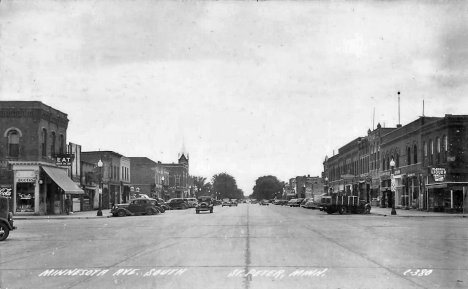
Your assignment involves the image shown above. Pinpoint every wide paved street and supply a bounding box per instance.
[1,204,467,289]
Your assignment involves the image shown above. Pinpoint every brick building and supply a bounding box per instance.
[163,153,190,199]
[81,151,131,209]
[0,101,83,215]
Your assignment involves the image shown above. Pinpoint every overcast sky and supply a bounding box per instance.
[2,1,468,195]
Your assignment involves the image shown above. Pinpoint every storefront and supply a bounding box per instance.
[426,167,467,213]
[10,162,84,215]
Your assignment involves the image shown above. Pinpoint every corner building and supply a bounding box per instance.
[0,101,84,215]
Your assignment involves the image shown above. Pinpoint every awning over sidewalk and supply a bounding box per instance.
[41,166,84,194]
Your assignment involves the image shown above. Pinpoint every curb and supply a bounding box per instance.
[371,212,468,218]
[14,215,113,220]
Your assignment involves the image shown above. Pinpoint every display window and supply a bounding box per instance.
[16,183,35,212]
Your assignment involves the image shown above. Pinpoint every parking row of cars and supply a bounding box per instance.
[260,197,324,210]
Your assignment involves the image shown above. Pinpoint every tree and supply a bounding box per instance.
[250,175,283,200]
[191,176,212,197]
[211,173,244,200]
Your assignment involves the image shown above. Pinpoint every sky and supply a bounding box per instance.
[1,0,468,195]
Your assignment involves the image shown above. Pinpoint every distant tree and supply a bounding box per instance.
[211,173,244,200]
[251,175,282,200]
[191,176,212,197]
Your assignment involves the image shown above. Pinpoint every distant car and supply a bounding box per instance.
[288,199,297,206]
[290,198,304,207]
[300,198,311,208]
[273,199,282,205]
[167,198,190,210]
[304,199,317,209]
[259,199,270,206]
[185,198,198,208]
[222,199,232,207]
[230,199,238,206]
[111,198,162,217]
[196,196,214,214]
[157,198,171,211]
[250,199,258,204]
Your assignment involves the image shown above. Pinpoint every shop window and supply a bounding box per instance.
[42,128,47,157]
[8,130,20,157]
[51,132,56,157]
[407,147,411,165]
[16,183,35,212]
[414,144,418,164]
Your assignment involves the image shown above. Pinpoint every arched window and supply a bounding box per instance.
[387,155,390,170]
[413,144,418,164]
[444,135,448,162]
[436,137,441,164]
[382,156,386,171]
[423,142,427,167]
[51,132,56,157]
[42,128,47,157]
[59,134,64,154]
[395,151,400,168]
[407,146,411,165]
[8,130,20,157]
[429,139,434,165]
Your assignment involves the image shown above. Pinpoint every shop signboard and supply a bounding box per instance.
[430,168,446,182]
[15,171,36,183]
[55,154,75,166]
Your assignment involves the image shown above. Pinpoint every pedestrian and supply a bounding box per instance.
[65,195,71,215]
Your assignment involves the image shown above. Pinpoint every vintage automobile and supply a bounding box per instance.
[111,198,162,217]
[259,199,270,206]
[196,196,214,214]
[185,198,198,208]
[320,194,370,215]
[230,199,238,206]
[221,199,232,207]
[157,198,171,211]
[167,198,190,210]
[0,196,16,241]
[300,198,311,208]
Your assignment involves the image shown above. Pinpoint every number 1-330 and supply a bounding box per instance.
[403,269,433,276]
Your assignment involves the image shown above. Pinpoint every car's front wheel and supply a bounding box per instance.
[181,204,187,210]
[146,208,154,215]
[0,223,10,241]
[117,210,126,217]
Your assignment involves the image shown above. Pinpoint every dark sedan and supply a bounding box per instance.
[166,198,190,210]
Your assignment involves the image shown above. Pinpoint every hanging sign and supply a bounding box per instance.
[430,168,446,182]
[55,154,75,166]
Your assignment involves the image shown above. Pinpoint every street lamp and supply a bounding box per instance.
[97,159,103,217]
[161,176,165,199]
[390,158,397,215]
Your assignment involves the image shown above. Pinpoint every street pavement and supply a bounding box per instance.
[2,204,467,289]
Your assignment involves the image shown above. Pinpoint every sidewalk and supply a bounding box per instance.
[370,206,468,218]
[14,209,113,220]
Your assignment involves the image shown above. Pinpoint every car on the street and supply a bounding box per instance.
[138,194,150,199]
[300,198,311,208]
[185,198,198,208]
[304,198,317,209]
[0,196,16,241]
[157,198,171,211]
[290,198,304,207]
[196,196,214,214]
[230,199,238,206]
[250,199,258,204]
[287,199,297,206]
[167,198,190,210]
[111,198,162,217]
[259,199,270,206]
[221,199,232,207]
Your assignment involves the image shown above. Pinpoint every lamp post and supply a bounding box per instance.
[390,158,397,215]
[161,176,165,199]
[97,159,103,217]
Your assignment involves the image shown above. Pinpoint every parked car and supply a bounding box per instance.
[288,199,297,206]
[250,199,258,204]
[139,194,150,199]
[273,199,283,205]
[290,198,304,207]
[0,196,16,241]
[304,198,317,209]
[196,196,214,214]
[167,198,190,210]
[111,198,162,217]
[157,198,171,211]
[300,198,311,208]
[221,199,232,207]
[259,199,270,206]
[185,198,198,208]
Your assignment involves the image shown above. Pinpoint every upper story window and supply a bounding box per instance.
[42,128,47,157]
[7,130,20,157]
[436,137,441,164]
[407,147,411,165]
[175,175,180,187]
[429,139,434,166]
[423,142,427,167]
[414,144,418,164]
[51,132,56,157]
[59,134,64,154]
[395,152,400,168]
[444,135,448,162]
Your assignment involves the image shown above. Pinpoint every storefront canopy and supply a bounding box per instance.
[41,166,84,194]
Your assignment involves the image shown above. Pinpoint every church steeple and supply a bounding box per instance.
[178,140,189,166]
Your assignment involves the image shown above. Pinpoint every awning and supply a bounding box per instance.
[41,166,84,194]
